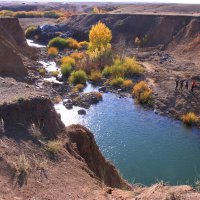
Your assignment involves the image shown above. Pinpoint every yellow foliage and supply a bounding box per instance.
[61,56,75,66]
[89,21,112,52]
[66,38,81,49]
[122,79,133,90]
[79,41,89,49]
[182,112,199,126]
[48,47,58,57]
[133,81,153,105]
[90,71,102,83]
[70,52,85,60]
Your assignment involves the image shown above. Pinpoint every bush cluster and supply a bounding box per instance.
[102,57,144,79]
[182,112,199,126]
[133,81,153,105]
[69,70,87,85]
[48,47,58,57]
[89,71,102,84]
[0,10,71,19]
[48,37,68,50]
[25,26,37,39]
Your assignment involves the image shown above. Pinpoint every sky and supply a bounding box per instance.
[5,0,200,3]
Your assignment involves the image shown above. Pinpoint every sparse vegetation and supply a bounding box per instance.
[195,179,200,191]
[38,68,46,75]
[182,112,199,126]
[133,81,153,105]
[48,37,67,50]
[45,140,62,155]
[25,26,37,39]
[15,154,31,176]
[48,47,58,57]
[51,71,60,77]
[69,70,87,85]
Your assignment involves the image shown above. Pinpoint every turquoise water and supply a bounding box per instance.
[55,90,200,186]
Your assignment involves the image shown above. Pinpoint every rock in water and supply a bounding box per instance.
[78,109,86,115]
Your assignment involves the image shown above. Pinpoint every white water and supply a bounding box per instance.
[27,39,46,48]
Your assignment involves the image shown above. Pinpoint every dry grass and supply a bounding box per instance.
[15,154,31,175]
[72,84,85,93]
[45,140,62,155]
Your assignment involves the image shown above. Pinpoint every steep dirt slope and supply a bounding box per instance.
[57,13,200,64]
[0,18,37,79]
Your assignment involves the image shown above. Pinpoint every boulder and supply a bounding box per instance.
[78,109,86,115]
[73,92,103,109]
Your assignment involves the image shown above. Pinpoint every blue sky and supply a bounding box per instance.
[6,0,200,3]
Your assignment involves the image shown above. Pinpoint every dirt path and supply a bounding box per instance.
[140,53,200,120]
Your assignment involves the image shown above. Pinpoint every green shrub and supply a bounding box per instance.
[110,77,124,87]
[25,26,37,39]
[48,37,67,50]
[69,70,87,85]
[61,63,72,76]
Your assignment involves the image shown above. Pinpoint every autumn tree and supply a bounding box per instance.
[88,21,112,52]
